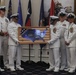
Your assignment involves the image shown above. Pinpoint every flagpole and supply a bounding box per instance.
[28,44,31,63]
[40,47,42,61]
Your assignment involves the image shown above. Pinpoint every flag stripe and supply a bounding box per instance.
[25,19,31,26]
[50,0,55,16]
[49,0,55,25]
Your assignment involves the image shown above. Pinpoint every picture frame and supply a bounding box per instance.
[18,26,51,44]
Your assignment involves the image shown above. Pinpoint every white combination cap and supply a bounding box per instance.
[0,6,6,10]
[50,16,59,19]
[10,13,19,18]
[67,13,75,18]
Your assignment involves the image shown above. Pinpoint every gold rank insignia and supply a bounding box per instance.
[69,27,73,33]
[53,28,56,33]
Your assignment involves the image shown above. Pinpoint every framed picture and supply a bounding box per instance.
[18,26,51,44]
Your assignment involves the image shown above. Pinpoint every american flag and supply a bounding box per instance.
[21,28,26,36]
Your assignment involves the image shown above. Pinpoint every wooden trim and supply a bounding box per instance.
[74,0,76,15]
[18,27,51,44]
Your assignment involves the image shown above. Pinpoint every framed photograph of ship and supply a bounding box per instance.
[18,26,51,44]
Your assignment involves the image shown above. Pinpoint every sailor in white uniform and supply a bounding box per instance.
[8,13,24,71]
[65,13,76,73]
[46,16,60,72]
[57,11,69,70]
[0,6,9,71]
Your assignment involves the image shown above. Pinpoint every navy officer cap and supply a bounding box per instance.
[50,16,59,19]
[50,16,59,24]
[0,6,6,11]
[67,13,75,18]
[10,13,19,18]
[58,11,67,17]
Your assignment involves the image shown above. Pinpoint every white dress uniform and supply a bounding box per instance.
[65,23,76,70]
[0,16,9,67]
[57,20,69,69]
[65,13,76,73]
[8,21,22,71]
[46,16,60,72]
